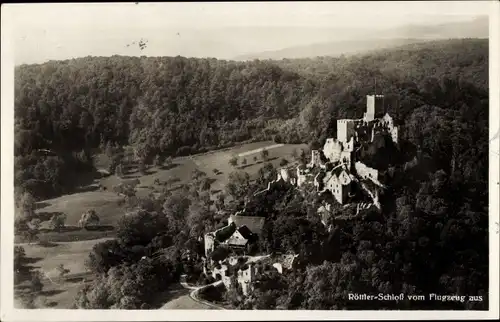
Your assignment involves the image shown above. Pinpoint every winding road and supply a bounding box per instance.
[160,275,226,310]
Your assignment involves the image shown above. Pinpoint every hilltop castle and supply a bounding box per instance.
[307,94,398,206]
[203,94,400,276]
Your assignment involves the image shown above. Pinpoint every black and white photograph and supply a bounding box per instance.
[1,1,499,320]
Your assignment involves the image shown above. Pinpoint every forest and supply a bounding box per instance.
[14,38,487,199]
[14,38,489,309]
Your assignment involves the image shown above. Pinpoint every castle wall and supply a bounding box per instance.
[390,126,398,144]
[309,150,321,168]
[343,136,355,152]
[364,95,385,121]
[323,138,342,163]
[296,167,307,187]
[340,151,352,167]
[355,161,378,181]
[204,233,215,258]
[337,119,356,143]
[280,168,290,182]
[237,264,255,296]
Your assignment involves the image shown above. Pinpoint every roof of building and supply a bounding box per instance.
[229,215,266,235]
[330,165,344,178]
[214,222,237,242]
[225,234,249,247]
[237,225,254,239]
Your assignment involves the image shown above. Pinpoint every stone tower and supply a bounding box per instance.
[364,94,385,122]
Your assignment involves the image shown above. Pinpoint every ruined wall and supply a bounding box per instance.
[296,167,307,187]
[340,150,352,167]
[309,150,321,168]
[364,95,385,121]
[204,233,215,258]
[280,168,290,182]
[390,126,398,144]
[343,136,355,152]
[355,161,379,181]
[237,265,255,296]
[323,138,342,163]
[337,119,356,143]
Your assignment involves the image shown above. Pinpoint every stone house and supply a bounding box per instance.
[204,214,266,258]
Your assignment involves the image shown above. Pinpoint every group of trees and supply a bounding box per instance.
[15,190,102,244]
[14,245,46,308]
[228,148,270,169]
[75,166,223,309]
[15,39,486,201]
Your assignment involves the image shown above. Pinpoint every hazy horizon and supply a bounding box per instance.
[3,2,491,65]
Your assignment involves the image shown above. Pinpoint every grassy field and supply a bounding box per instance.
[15,238,109,308]
[19,140,306,245]
[21,238,113,276]
[107,141,307,200]
[16,141,307,245]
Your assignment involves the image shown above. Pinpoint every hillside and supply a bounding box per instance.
[233,17,488,60]
[14,38,488,201]
[234,38,430,61]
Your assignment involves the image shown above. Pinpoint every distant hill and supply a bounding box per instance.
[234,38,430,61]
[234,16,488,60]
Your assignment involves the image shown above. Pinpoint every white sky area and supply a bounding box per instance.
[2,2,492,64]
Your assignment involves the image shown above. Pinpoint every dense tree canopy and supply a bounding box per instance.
[14,39,487,201]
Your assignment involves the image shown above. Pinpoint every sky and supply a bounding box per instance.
[2,2,492,64]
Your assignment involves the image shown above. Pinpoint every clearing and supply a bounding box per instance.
[15,237,109,309]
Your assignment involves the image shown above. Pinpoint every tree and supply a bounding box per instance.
[200,178,212,191]
[187,198,216,238]
[242,158,247,166]
[279,158,289,167]
[229,156,238,167]
[226,171,252,201]
[19,192,35,219]
[25,218,41,244]
[49,213,66,231]
[154,154,165,167]
[29,270,44,293]
[14,246,26,269]
[85,239,125,274]
[215,193,226,212]
[299,149,307,165]
[261,148,270,161]
[291,149,299,161]
[15,217,29,235]
[191,168,207,182]
[79,210,100,229]
[138,160,147,175]
[165,156,173,168]
[56,264,70,279]
[115,163,124,178]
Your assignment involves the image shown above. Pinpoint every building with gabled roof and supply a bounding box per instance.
[205,214,266,258]
[228,215,265,235]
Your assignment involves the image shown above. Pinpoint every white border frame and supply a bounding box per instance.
[1,1,499,320]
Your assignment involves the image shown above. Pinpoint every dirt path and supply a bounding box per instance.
[237,144,284,158]
[160,276,225,310]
